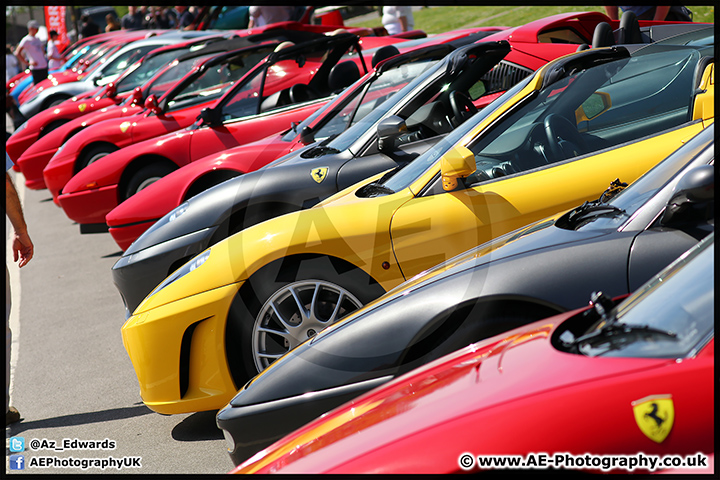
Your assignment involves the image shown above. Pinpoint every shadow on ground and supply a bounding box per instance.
[172,410,223,442]
[7,404,154,435]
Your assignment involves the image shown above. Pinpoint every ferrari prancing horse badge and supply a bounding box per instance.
[632,394,674,443]
[311,167,328,184]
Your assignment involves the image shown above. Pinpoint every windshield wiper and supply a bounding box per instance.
[566,201,626,228]
[359,182,395,197]
[301,145,341,158]
[300,134,341,158]
[564,291,677,354]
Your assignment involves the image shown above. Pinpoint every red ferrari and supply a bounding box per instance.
[235,234,714,474]
[6,34,229,165]
[16,30,163,107]
[41,31,330,202]
[53,32,413,226]
[14,34,257,191]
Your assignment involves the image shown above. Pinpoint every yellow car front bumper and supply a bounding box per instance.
[122,282,243,414]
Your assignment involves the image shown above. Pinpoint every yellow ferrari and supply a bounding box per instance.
[122,42,714,414]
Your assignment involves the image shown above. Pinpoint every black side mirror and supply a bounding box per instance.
[300,125,315,144]
[377,115,407,151]
[661,165,714,225]
[198,107,220,126]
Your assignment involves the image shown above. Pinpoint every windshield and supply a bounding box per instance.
[576,233,713,358]
[164,48,273,112]
[95,45,159,86]
[117,47,197,94]
[323,60,446,153]
[218,41,354,122]
[382,48,702,193]
[381,75,532,192]
[144,53,216,101]
[574,126,715,231]
[282,56,442,143]
[323,47,528,157]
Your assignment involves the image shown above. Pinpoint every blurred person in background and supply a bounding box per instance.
[46,30,64,71]
[6,44,20,83]
[248,6,294,27]
[106,13,121,32]
[15,20,48,85]
[175,5,195,29]
[147,6,172,29]
[382,6,414,34]
[79,13,100,39]
[122,6,145,30]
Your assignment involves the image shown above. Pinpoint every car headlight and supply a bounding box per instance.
[168,201,188,222]
[147,248,211,298]
[123,201,194,255]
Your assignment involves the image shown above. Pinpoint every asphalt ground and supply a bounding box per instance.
[5,116,233,474]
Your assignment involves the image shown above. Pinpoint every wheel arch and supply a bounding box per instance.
[117,154,178,203]
[395,294,566,373]
[40,93,72,111]
[38,118,70,139]
[183,169,244,202]
[225,253,386,388]
[64,126,87,145]
[75,141,119,174]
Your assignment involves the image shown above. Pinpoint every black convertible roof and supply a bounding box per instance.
[176,30,326,63]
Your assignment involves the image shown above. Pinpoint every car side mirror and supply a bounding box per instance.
[144,94,162,115]
[377,115,407,151]
[300,125,315,144]
[441,145,476,191]
[106,82,117,99]
[131,87,143,105]
[198,107,220,126]
[661,165,714,225]
[575,91,611,123]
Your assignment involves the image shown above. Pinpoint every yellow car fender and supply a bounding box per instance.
[134,184,415,316]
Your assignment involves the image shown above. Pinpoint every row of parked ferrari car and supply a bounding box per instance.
[7,10,714,474]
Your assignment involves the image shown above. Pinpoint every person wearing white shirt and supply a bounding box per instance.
[6,45,20,83]
[248,6,294,28]
[382,6,414,35]
[15,20,48,84]
[46,30,64,71]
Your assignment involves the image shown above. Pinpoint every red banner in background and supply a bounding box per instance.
[44,6,69,53]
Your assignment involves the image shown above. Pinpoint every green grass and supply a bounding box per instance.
[346,6,714,34]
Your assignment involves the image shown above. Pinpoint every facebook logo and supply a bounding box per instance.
[10,436,25,452]
[10,454,25,470]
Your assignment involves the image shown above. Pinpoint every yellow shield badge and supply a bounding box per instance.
[311,167,329,184]
[78,103,87,113]
[120,121,131,133]
[632,394,674,443]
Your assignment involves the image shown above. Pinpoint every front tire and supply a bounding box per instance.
[226,255,385,386]
[251,279,363,372]
[77,144,118,173]
[123,163,175,200]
